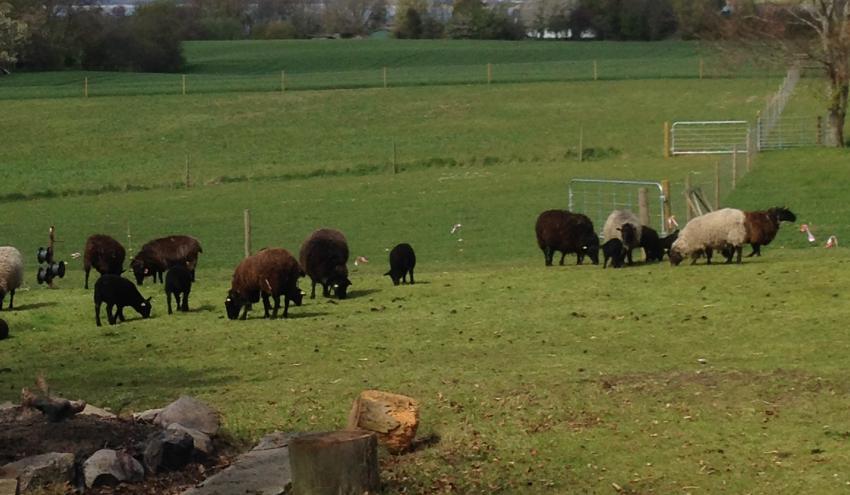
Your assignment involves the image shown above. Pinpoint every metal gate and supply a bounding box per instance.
[568,179,669,236]
[757,115,825,150]
[671,121,751,155]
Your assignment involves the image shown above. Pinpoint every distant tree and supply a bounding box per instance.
[0,2,28,73]
[395,6,423,38]
[323,0,386,35]
[669,0,723,39]
[521,0,573,38]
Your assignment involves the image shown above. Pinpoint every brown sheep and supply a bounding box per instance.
[535,210,599,266]
[742,207,797,257]
[225,248,305,320]
[131,235,203,285]
[300,228,351,299]
[83,234,126,289]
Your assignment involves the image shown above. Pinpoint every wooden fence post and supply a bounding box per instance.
[578,124,584,163]
[84,77,89,98]
[185,154,191,188]
[392,140,398,174]
[685,173,693,221]
[182,74,186,96]
[663,121,671,158]
[817,116,823,145]
[383,67,387,89]
[746,129,753,171]
[243,209,251,258]
[638,187,650,227]
[661,179,672,232]
[714,162,720,210]
[731,145,738,189]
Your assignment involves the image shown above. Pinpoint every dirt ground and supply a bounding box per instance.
[0,406,231,494]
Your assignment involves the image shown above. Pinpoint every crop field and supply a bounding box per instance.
[1,41,849,493]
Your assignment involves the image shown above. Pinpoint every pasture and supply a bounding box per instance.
[1,40,849,493]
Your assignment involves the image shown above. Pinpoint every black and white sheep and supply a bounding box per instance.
[165,264,193,314]
[603,210,642,265]
[83,234,126,289]
[668,208,747,266]
[534,210,599,266]
[225,248,305,320]
[0,246,23,311]
[93,274,152,326]
[131,235,203,285]
[385,243,416,285]
[601,239,626,268]
[300,229,351,300]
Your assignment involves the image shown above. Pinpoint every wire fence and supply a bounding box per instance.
[0,57,786,100]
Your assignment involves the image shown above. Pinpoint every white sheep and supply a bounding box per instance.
[0,246,24,310]
[669,208,747,265]
[603,209,642,265]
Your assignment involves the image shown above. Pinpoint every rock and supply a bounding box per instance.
[0,478,18,495]
[144,429,194,473]
[167,424,214,456]
[347,390,420,454]
[83,449,144,488]
[0,401,15,412]
[0,453,74,492]
[157,396,220,435]
[181,432,295,495]
[133,408,162,423]
[81,404,117,419]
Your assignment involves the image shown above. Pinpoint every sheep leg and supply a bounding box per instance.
[310,280,317,299]
[626,248,634,265]
[409,269,415,285]
[261,293,271,318]
[559,252,567,266]
[271,294,281,319]
[106,304,116,325]
[542,248,553,266]
[84,269,90,290]
[736,246,743,264]
[167,292,174,315]
[95,301,103,327]
[322,284,331,297]
[240,304,249,320]
[576,252,584,265]
[117,306,126,322]
[747,244,761,257]
[282,296,290,318]
[706,248,713,265]
[181,291,189,312]
[8,289,13,310]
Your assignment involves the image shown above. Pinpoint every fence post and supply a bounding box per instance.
[392,140,398,174]
[593,60,598,81]
[383,67,388,89]
[185,154,191,188]
[281,70,286,92]
[714,162,720,210]
[243,209,251,258]
[661,179,672,231]
[664,121,671,158]
[182,74,186,96]
[84,77,88,98]
[817,116,823,145]
[487,63,492,84]
[731,145,738,189]
[746,129,753,171]
[755,111,762,151]
[685,173,693,221]
[638,187,650,226]
[578,124,584,163]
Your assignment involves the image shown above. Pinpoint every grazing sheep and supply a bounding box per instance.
[94,274,152,326]
[131,235,203,286]
[534,210,599,266]
[669,208,747,266]
[640,226,665,262]
[225,248,305,320]
[603,210,642,265]
[602,239,626,268]
[742,207,797,257]
[385,243,416,286]
[83,234,126,289]
[300,229,351,300]
[0,247,23,311]
[165,265,193,314]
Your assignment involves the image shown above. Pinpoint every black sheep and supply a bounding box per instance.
[131,235,202,285]
[225,248,305,320]
[385,243,416,286]
[639,226,664,262]
[165,265,193,314]
[602,239,626,268]
[300,229,351,300]
[660,230,679,257]
[534,210,599,266]
[94,274,152,327]
[83,234,126,289]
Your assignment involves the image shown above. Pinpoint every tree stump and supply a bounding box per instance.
[289,430,379,495]
[347,390,419,454]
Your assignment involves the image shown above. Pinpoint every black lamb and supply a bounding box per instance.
[602,239,626,268]
[385,243,416,286]
[94,274,152,326]
[300,228,351,300]
[165,264,193,314]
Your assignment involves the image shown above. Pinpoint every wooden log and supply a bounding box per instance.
[289,430,379,495]
[347,390,419,454]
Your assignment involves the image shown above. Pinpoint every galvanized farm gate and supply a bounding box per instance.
[670,121,751,155]
[568,179,670,236]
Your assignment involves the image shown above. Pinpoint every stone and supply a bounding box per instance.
[347,390,420,454]
[157,396,220,435]
[133,408,162,423]
[144,429,194,473]
[0,453,74,492]
[167,424,214,456]
[0,401,15,412]
[180,432,295,495]
[83,449,144,488]
[80,404,117,419]
[0,478,18,495]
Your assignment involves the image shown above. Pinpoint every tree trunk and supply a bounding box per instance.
[347,390,420,454]
[289,430,379,495]
[828,79,848,147]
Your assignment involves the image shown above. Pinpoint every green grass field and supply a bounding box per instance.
[1,40,849,494]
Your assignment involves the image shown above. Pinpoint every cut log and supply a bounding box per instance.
[347,390,419,454]
[20,388,85,423]
[289,430,379,495]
